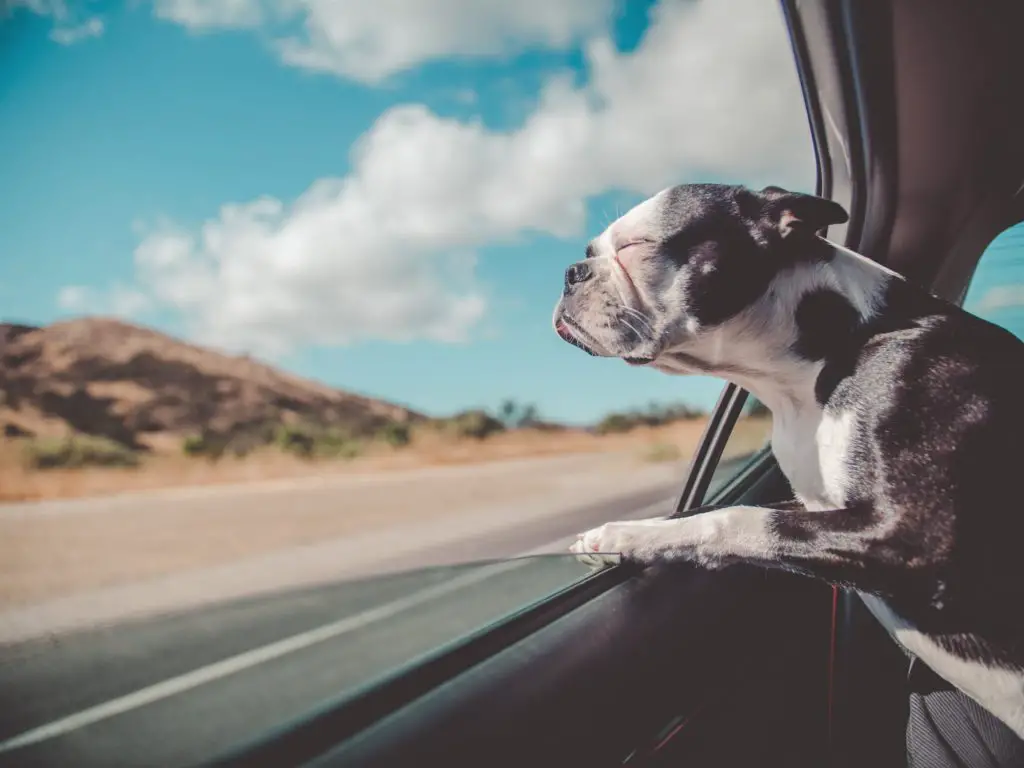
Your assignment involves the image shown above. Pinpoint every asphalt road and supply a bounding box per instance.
[0,483,680,768]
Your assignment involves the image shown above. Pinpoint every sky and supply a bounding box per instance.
[1,0,1021,425]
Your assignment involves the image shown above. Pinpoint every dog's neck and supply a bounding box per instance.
[655,241,898,416]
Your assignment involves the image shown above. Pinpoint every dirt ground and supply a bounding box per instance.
[0,416,771,610]
[0,418,745,503]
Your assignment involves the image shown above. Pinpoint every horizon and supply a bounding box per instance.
[2,0,1021,424]
[0,313,718,425]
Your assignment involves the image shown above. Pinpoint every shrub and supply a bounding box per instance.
[182,435,207,457]
[275,424,317,458]
[446,410,506,440]
[378,421,411,448]
[594,401,707,435]
[25,435,140,470]
[270,424,362,460]
[313,429,362,460]
[594,413,635,435]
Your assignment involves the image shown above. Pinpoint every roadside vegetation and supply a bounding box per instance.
[4,398,710,473]
[22,435,140,470]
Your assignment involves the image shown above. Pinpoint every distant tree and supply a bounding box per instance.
[496,400,541,428]
[498,399,519,427]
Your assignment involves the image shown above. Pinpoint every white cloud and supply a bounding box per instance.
[58,284,150,317]
[152,0,615,83]
[49,15,104,44]
[152,0,264,30]
[79,0,814,357]
[6,0,104,43]
[56,285,92,311]
[974,284,1024,313]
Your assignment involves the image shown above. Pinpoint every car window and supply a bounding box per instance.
[703,394,774,502]
[0,0,811,764]
[963,221,1024,339]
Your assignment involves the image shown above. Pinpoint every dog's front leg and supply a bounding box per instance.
[572,507,781,571]
[572,503,926,593]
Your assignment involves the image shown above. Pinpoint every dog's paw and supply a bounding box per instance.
[570,523,627,570]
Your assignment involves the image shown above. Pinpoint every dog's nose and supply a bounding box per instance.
[564,262,592,289]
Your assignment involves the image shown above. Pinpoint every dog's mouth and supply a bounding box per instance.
[555,318,601,357]
[556,317,657,365]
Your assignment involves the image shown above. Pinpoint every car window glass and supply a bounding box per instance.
[963,222,1024,339]
[0,1,810,764]
[702,395,774,502]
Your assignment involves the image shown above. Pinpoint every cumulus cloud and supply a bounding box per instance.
[78,0,813,357]
[152,0,615,83]
[974,284,1024,313]
[5,0,104,43]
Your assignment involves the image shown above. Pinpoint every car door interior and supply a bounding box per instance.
[300,454,839,768]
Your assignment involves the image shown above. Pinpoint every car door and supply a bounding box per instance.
[212,387,838,768]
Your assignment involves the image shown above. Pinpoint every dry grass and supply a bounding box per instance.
[0,416,773,505]
[0,418,729,504]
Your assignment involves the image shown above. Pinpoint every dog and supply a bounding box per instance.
[553,183,1024,738]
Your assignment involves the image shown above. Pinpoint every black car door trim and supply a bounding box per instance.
[671,383,749,515]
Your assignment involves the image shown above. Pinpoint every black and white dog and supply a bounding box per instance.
[553,183,1024,738]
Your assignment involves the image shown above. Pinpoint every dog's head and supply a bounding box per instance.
[552,183,849,372]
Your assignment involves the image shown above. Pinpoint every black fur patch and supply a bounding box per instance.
[804,283,1024,670]
[792,289,861,361]
[657,185,783,328]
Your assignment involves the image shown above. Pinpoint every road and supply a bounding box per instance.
[0,461,688,767]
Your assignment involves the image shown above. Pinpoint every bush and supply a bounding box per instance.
[272,424,363,460]
[313,429,362,460]
[182,435,207,457]
[445,410,506,440]
[594,413,635,435]
[275,424,317,458]
[594,401,707,435]
[378,421,411,448]
[25,435,140,470]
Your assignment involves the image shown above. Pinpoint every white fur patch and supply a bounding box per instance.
[572,506,778,569]
[860,593,1024,738]
[817,409,856,506]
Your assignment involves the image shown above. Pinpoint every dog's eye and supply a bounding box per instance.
[616,238,655,253]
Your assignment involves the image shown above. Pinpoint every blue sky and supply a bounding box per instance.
[2,0,1020,425]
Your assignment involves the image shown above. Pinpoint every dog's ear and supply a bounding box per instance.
[759,186,848,239]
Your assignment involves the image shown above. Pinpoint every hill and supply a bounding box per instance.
[0,318,422,453]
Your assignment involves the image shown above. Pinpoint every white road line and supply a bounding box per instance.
[0,495,676,754]
[0,559,527,754]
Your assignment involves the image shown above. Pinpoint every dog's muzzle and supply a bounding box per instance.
[555,318,600,357]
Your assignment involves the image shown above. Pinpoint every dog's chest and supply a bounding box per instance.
[771,405,857,509]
